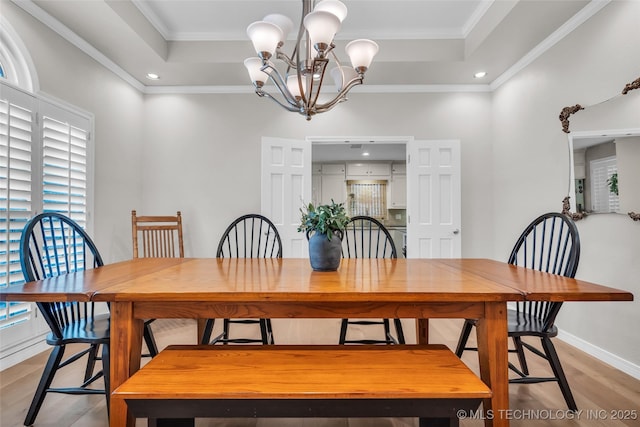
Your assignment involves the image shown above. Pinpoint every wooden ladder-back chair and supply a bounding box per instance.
[340,215,405,345]
[19,213,110,426]
[455,212,580,411]
[132,210,184,259]
[131,210,184,357]
[201,214,282,345]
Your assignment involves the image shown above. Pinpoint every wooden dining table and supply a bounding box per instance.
[0,257,633,427]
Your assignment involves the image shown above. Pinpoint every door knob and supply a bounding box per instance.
[453,229,460,234]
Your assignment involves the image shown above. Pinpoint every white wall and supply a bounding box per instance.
[2,0,145,263]
[2,0,638,373]
[491,0,639,372]
[141,92,494,258]
[615,137,640,213]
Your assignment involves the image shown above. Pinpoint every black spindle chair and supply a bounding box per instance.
[201,214,282,345]
[19,213,110,426]
[455,212,580,411]
[339,215,405,345]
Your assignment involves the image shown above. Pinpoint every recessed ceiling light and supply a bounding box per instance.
[474,71,487,79]
[146,73,160,80]
[362,152,370,156]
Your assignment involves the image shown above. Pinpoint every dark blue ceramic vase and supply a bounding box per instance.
[306,230,343,271]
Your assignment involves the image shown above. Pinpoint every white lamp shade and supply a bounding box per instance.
[247,21,283,57]
[303,11,341,48]
[287,75,307,98]
[345,39,379,71]
[314,0,348,22]
[244,58,269,84]
[263,13,294,44]
[330,66,358,90]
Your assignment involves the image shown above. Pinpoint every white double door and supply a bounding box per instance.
[261,137,461,258]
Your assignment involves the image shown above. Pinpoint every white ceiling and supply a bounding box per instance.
[313,142,406,162]
[22,0,597,90]
[16,0,604,161]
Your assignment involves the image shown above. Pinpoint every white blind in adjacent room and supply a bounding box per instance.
[347,180,387,219]
[590,156,619,213]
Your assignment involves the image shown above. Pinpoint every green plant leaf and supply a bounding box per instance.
[297,199,350,240]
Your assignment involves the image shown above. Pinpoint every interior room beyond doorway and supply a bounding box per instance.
[311,137,408,256]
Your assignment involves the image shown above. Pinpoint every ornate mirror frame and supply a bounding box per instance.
[560,77,640,222]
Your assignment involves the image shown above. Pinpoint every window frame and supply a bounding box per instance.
[0,81,95,355]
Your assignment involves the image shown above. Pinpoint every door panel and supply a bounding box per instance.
[407,140,461,258]
[261,137,311,258]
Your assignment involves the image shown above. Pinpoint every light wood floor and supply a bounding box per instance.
[1,318,639,427]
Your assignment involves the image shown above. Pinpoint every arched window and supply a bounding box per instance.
[1,18,93,362]
[0,16,38,91]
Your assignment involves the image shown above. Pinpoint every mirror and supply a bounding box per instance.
[565,79,640,220]
[570,132,640,215]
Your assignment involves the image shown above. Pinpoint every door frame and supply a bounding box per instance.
[262,135,462,259]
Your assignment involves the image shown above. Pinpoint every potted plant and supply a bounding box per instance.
[607,173,619,196]
[297,200,350,271]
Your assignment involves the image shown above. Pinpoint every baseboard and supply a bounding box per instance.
[0,339,48,372]
[558,328,640,380]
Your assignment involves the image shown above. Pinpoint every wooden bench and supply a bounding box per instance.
[113,344,491,427]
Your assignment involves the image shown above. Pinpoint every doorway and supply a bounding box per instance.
[261,136,461,258]
[310,137,408,255]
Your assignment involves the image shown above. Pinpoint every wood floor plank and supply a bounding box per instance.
[1,319,638,427]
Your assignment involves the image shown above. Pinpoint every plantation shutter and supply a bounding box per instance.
[41,107,88,227]
[0,84,92,337]
[590,156,619,213]
[0,86,35,329]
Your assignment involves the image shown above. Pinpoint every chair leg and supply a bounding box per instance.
[512,336,529,375]
[25,345,65,426]
[223,318,231,344]
[143,321,159,357]
[84,344,99,382]
[393,319,406,344]
[201,319,215,344]
[265,319,275,344]
[455,319,475,357]
[382,319,392,343]
[259,319,269,344]
[102,341,111,418]
[339,319,349,344]
[541,337,578,411]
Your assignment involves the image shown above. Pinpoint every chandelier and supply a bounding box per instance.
[244,0,379,120]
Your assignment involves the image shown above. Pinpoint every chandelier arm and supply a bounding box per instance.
[259,91,301,113]
[314,76,364,113]
[275,50,296,69]
[246,0,375,119]
[328,48,344,70]
[304,58,329,112]
[262,63,300,108]
[322,43,336,59]
[295,66,309,107]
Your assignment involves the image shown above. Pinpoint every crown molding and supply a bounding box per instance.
[14,0,609,96]
[12,0,146,92]
[490,0,610,91]
[142,84,492,95]
[130,0,170,40]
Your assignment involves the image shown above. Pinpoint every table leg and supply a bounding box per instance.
[476,301,509,427]
[416,319,429,344]
[197,318,207,343]
[110,302,143,427]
